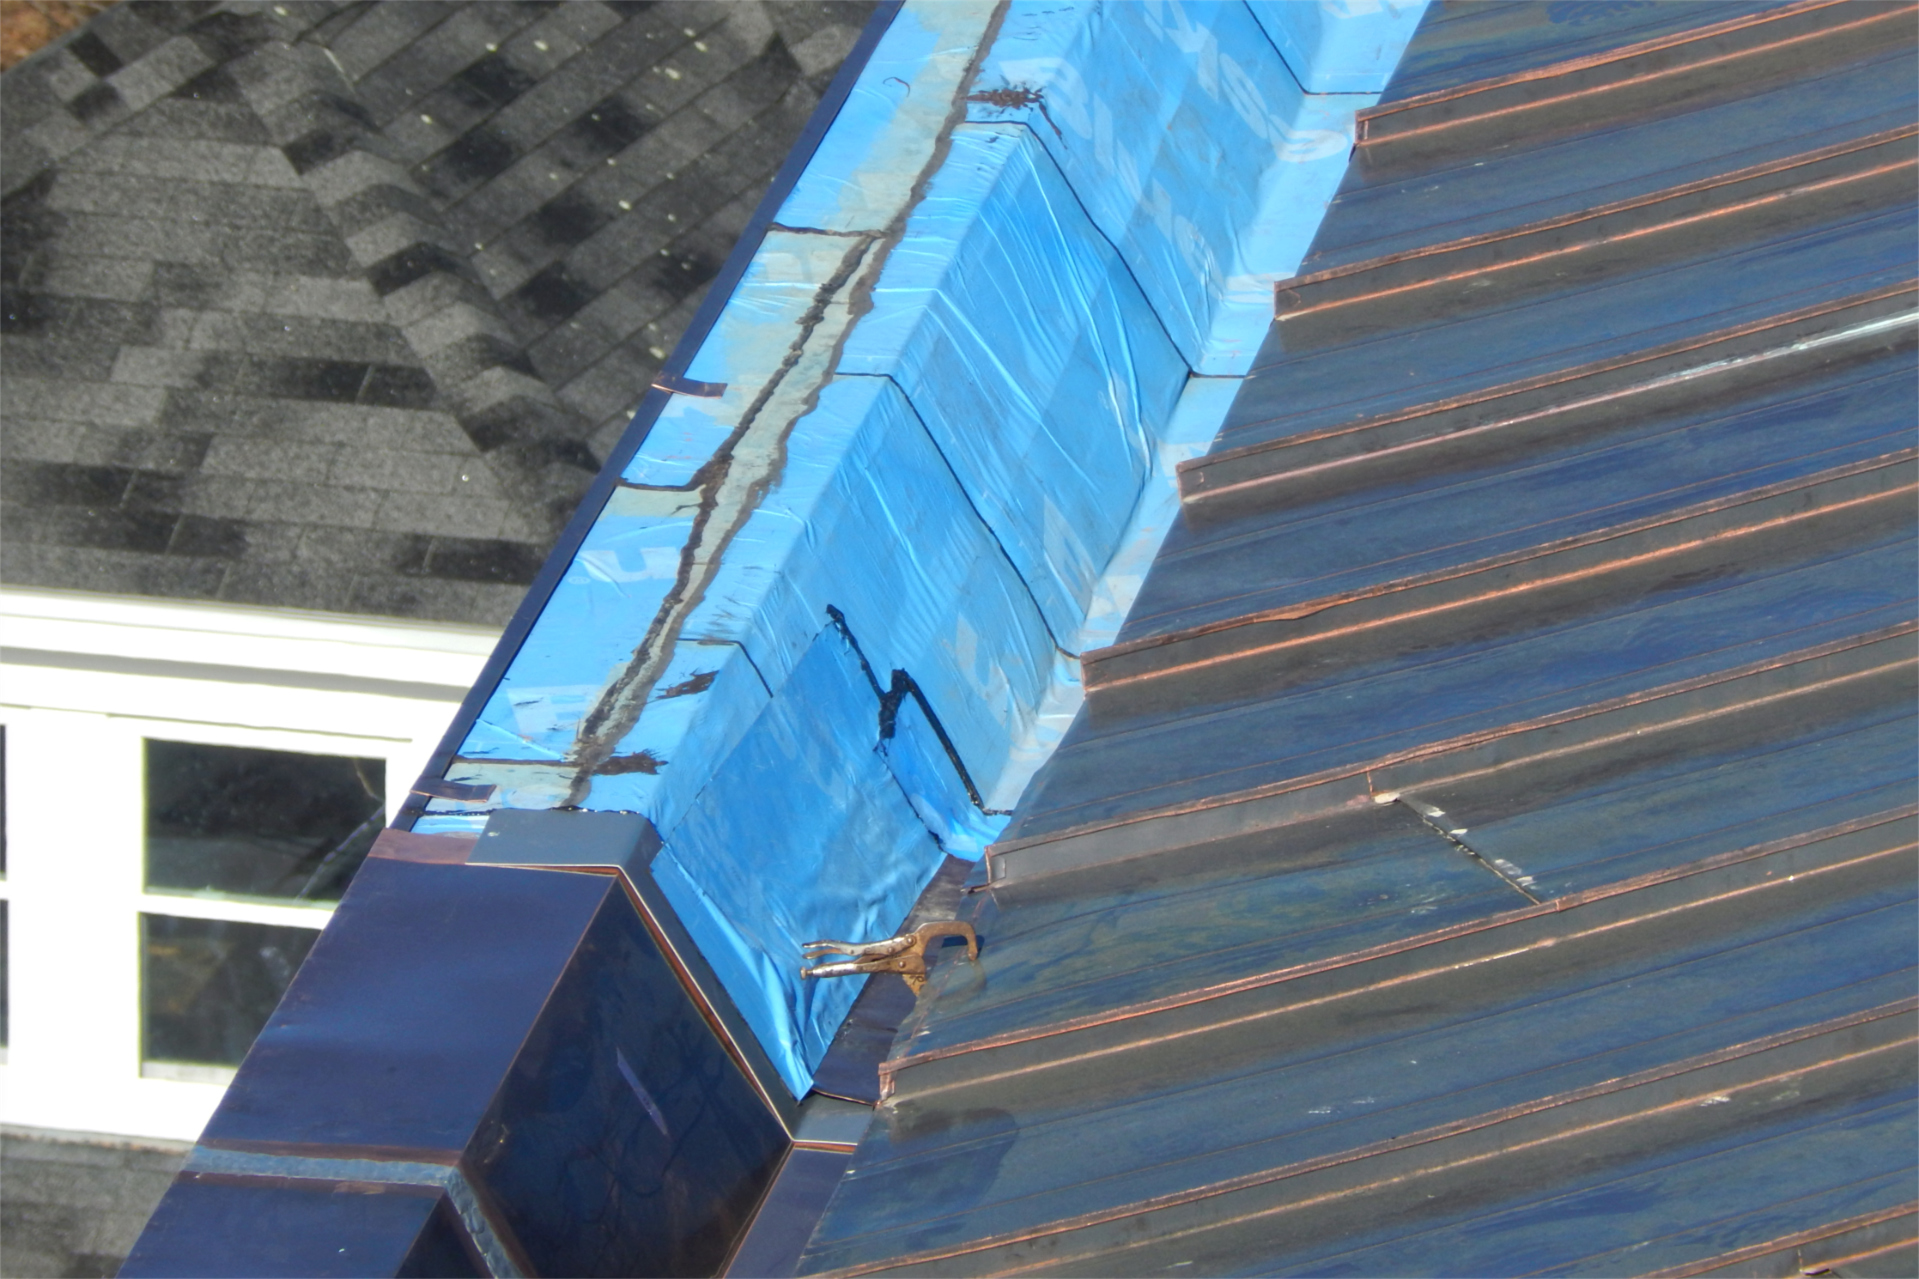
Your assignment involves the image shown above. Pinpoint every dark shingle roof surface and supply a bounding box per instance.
[1,0,873,624]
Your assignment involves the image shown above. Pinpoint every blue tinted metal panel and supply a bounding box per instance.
[1378,1,1785,103]
[1223,207,1918,454]
[121,1179,467,1279]
[803,2,1919,1271]
[201,858,605,1155]
[652,622,947,1096]
[471,884,787,1277]
[139,852,786,1275]
[1246,0,1428,93]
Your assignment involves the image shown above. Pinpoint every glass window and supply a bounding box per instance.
[141,914,318,1068]
[144,740,384,903]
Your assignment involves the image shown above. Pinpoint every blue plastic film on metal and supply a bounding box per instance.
[432,0,1427,1096]
[966,0,1414,373]
[838,122,1189,644]
[1245,0,1429,93]
[651,622,946,1097]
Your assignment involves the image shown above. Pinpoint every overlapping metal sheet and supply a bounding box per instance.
[799,4,1919,1273]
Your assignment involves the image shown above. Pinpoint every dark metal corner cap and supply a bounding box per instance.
[470,808,663,882]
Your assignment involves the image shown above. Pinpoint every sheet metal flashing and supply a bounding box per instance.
[405,0,1426,1099]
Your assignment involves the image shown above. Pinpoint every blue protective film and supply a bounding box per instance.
[429,0,1426,1094]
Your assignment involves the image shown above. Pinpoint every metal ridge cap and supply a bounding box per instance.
[1275,123,1919,302]
[989,619,1917,862]
[1357,0,1848,128]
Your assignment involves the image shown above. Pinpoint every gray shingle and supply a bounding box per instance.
[63,132,265,183]
[5,376,166,426]
[110,346,209,388]
[526,311,621,386]
[483,20,660,151]
[223,397,475,453]
[368,488,514,539]
[344,210,462,267]
[353,3,540,123]
[245,144,303,188]
[327,1,455,82]
[215,226,357,276]
[0,335,116,382]
[200,434,342,482]
[563,269,671,345]
[377,267,494,327]
[18,111,92,176]
[55,211,216,263]
[88,3,177,68]
[328,180,444,239]
[0,414,87,463]
[0,0,877,624]
[559,351,649,425]
[789,22,861,78]
[500,2,625,80]
[216,558,357,610]
[291,146,404,210]
[693,79,770,136]
[255,273,379,324]
[34,253,154,301]
[184,310,415,365]
[344,572,525,624]
[381,98,470,163]
[112,95,272,145]
[171,471,255,519]
[405,297,518,359]
[0,540,228,599]
[46,170,324,231]
[107,36,216,114]
[294,523,430,570]
[452,160,563,255]
[1,58,70,134]
[232,475,384,526]
[42,50,98,104]
[227,517,302,563]
[326,446,466,495]
[84,427,213,473]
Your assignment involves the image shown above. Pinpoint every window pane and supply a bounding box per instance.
[141,914,318,1067]
[145,740,384,902]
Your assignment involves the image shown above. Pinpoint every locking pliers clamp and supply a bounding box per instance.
[801,922,979,994]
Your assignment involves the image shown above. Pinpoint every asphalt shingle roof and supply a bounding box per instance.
[1,0,874,624]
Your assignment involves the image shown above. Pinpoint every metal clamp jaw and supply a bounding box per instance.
[800,922,979,994]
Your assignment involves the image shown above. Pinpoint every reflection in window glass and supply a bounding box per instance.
[145,741,384,902]
[141,914,318,1066]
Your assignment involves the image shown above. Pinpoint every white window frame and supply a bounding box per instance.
[0,589,497,1142]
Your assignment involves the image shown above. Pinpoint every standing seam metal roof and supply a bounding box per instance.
[798,3,1919,1273]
